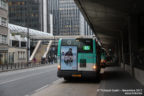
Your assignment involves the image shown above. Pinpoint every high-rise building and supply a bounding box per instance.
[8,0,93,35]
[47,0,93,36]
[47,0,59,35]
[80,13,94,36]
[0,0,8,64]
[8,0,47,32]
[58,0,80,35]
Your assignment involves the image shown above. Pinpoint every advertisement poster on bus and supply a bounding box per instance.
[61,46,77,70]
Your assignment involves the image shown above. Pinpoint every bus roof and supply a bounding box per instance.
[60,36,95,40]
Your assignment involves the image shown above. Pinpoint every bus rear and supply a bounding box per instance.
[57,38,100,80]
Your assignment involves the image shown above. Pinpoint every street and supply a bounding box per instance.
[0,64,58,96]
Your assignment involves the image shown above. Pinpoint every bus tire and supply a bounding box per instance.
[95,74,101,82]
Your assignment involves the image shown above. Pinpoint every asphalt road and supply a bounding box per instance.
[0,64,58,96]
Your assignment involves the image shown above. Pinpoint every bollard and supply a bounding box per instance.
[22,63,24,69]
[24,63,25,68]
[7,64,8,70]
[15,63,16,69]
[21,63,22,69]
[11,63,12,69]
[2,64,3,70]
[25,63,27,68]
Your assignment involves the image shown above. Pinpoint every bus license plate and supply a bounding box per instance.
[72,74,82,78]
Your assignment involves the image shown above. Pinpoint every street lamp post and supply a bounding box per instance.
[27,28,30,66]
[26,1,30,66]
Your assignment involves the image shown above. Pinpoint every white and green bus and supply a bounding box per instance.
[57,38,102,80]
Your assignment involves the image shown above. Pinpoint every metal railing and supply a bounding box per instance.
[0,62,52,72]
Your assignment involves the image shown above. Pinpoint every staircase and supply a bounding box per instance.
[29,40,41,61]
[43,40,53,58]
[34,44,47,63]
[30,40,54,63]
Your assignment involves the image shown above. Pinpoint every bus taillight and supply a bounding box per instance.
[58,65,61,70]
[92,65,97,70]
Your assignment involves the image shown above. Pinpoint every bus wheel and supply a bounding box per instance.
[95,74,101,82]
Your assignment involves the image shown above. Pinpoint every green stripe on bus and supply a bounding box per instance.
[57,39,62,56]
[78,53,96,63]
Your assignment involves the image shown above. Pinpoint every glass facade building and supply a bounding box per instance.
[58,0,80,35]
[47,0,59,35]
[8,0,93,35]
[8,0,44,31]
[47,0,93,36]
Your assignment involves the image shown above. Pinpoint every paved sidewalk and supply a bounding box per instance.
[97,66,144,96]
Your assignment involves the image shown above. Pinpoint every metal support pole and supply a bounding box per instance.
[27,28,30,66]
[26,1,30,66]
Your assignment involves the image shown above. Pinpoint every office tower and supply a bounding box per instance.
[47,0,93,36]
[58,0,80,35]
[8,0,47,32]
[79,13,94,36]
[47,0,59,35]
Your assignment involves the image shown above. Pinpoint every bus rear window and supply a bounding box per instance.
[76,39,93,53]
[61,39,93,53]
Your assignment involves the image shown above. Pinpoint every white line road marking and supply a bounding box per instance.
[27,79,63,96]
[25,95,30,96]
[34,84,50,93]
[35,79,63,92]
[0,68,56,85]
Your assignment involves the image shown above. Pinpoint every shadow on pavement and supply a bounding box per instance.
[62,77,101,84]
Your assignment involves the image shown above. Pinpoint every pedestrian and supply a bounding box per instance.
[48,56,51,64]
[54,55,57,63]
[33,57,36,64]
[51,56,53,64]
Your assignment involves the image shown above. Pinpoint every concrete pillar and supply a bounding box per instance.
[121,31,125,69]
[28,38,30,61]
[128,16,133,76]
[117,40,120,65]
[113,40,119,65]
[128,15,138,76]
[19,41,21,48]
[43,0,48,32]
[10,40,12,47]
